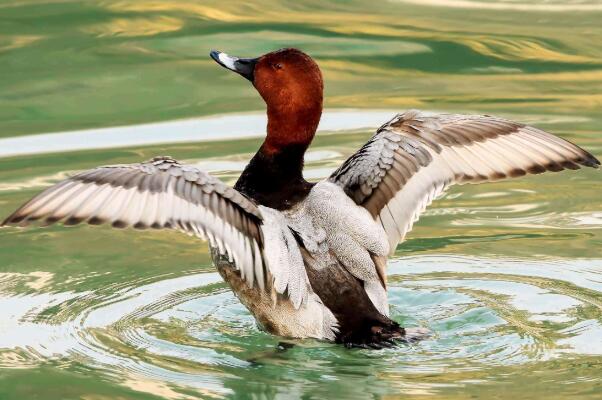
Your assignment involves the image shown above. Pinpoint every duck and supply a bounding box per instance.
[3,48,599,347]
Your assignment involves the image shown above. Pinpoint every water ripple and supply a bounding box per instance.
[0,255,600,396]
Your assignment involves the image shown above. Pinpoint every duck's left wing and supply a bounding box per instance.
[2,156,267,289]
[330,110,600,254]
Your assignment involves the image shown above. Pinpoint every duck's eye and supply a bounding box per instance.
[273,63,283,70]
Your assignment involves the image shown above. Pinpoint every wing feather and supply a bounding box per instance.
[2,156,274,297]
[331,110,599,255]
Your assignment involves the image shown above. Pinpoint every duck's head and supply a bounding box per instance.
[210,48,323,153]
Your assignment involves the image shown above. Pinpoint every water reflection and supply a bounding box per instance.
[0,110,396,157]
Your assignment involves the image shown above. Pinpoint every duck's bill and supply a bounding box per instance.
[210,50,257,82]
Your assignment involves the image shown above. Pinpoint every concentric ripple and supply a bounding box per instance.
[1,253,601,398]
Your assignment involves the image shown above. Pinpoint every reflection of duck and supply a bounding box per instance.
[3,48,599,347]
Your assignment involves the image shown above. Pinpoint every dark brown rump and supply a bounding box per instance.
[302,249,404,346]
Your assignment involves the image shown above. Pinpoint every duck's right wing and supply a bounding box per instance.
[330,110,600,254]
[2,156,268,290]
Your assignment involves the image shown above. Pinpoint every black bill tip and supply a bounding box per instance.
[209,49,257,82]
[209,50,222,64]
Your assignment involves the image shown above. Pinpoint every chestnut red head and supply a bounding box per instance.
[210,48,323,153]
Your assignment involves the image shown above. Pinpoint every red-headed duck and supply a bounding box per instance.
[3,48,599,347]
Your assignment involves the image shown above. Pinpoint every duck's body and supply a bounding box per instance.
[3,48,599,347]
[214,179,398,343]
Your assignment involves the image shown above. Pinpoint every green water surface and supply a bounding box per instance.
[1,1,602,399]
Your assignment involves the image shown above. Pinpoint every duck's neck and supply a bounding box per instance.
[235,104,321,210]
[263,102,321,153]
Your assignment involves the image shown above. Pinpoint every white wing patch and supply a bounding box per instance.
[378,156,452,254]
[259,206,310,309]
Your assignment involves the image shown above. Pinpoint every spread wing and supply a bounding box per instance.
[330,110,600,254]
[2,156,269,291]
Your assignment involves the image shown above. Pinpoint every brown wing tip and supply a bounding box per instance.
[133,222,148,230]
[112,220,128,229]
[1,211,29,227]
[1,217,16,226]
[580,152,600,169]
[63,216,85,226]
[88,216,106,225]
[1,212,105,228]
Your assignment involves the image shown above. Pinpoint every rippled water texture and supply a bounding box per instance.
[1,1,601,399]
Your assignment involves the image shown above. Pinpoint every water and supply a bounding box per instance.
[1,0,601,398]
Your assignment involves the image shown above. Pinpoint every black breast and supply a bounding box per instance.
[235,144,314,210]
